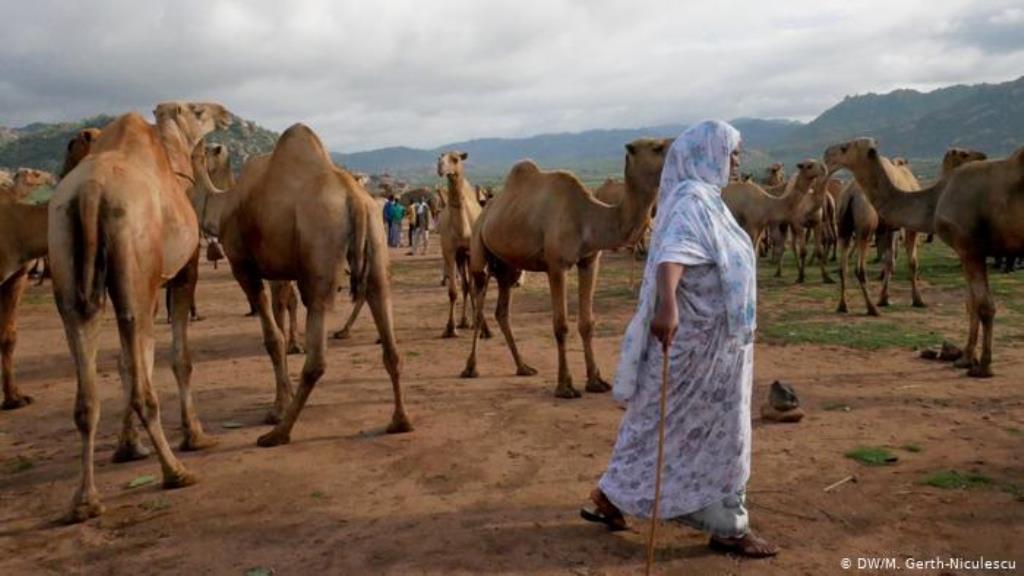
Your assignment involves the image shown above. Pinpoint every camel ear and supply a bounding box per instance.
[82,130,94,142]
[459,152,468,161]
[653,142,666,155]
[67,139,76,152]
[625,143,636,155]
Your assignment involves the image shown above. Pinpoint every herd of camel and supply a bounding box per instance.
[0,100,1021,522]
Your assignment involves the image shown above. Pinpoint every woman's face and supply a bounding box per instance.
[729,147,742,180]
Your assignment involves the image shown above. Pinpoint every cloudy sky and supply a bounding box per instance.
[1,0,1021,152]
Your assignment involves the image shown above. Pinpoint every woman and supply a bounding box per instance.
[583,120,777,558]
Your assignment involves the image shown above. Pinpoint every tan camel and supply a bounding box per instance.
[826,138,1021,377]
[721,162,834,283]
[0,168,57,202]
[190,124,412,443]
[1,130,103,410]
[437,151,491,338]
[762,163,786,188]
[48,102,230,522]
[461,139,668,398]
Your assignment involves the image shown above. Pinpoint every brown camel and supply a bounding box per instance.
[48,102,230,523]
[761,162,786,189]
[460,139,668,398]
[825,144,928,308]
[437,151,491,338]
[190,124,412,443]
[61,129,103,178]
[826,138,1021,377]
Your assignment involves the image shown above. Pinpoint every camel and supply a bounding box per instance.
[189,123,411,444]
[0,168,57,202]
[761,163,786,189]
[460,138,667,398]
[61,129,103,178]
[721,161,835,283]
[48,102,231,522]
[437,151,491,338]
[825,138,1023,377]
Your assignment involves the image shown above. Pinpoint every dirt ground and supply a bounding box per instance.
[1,241,1022,575]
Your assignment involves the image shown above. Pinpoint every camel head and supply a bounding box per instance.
[61,128,102,178]
[205,143,231,173]
[14,167,57,190]
[437,151,468,181]
[153,101,233,146]
[624,138,671,195]
[942,148,987,174]
[823,137,878,175]
[891,157,908,167]
[794,159,827,187]
[766,163,785,183]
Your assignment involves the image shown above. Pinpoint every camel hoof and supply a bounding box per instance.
[795,277,805,284]
[967,365,994,379]
[481,327,493,340]
[460,365,479,379]
[257,430,291,448]
[877,299,890,308]
[457,320,470,330]
[822,276,835,285]
[162,468,198,489]
[836,303,848,314]
[191,315,205,323]
[867,309,880,317]
[286,343,305,355]
[585,377,612,393]
[516,365,539,377]
[331,329,351,341]
[555,384,582,399]
[912,300,928,309]
[64,499,105,524]
[441,327,458,339]
[111,441,151,463]
[386,414,414,434]
[179,432,219,452]
[1,394,34,410]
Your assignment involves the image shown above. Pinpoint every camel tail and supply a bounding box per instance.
[74,181,107,316]
[348,199,373,301]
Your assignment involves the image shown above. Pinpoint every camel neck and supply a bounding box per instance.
[588,172,655,250]
[851,157,941,234]
[157,119,194,184]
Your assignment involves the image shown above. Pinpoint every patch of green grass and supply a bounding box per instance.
[922,470,993,490]
[1005,427,1024,437]
[822,401,851,412]
[139,499,171,512]
[761,320,940,350]
[845,446,898,466]
[6,456,34,474]
[900,444,923,453]
[310,490,329,500]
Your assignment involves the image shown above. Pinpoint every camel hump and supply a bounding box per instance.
[90,113,153,154]
[507,160,542,181]
[271,123,332,170]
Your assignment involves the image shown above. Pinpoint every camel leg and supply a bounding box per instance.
[1,269,33,410]
[110,280,195,492]
[876,230,894,308]
[332,294,365,340]
[905,231,926,308]
[773,227,786,277]
[578,255,610,393]
[257,300,327,447]
[272,283,303,355]
[442,250,459,338]
[61,312,106,523]
[169,262,217,452]
[460,268,490,379]
[236,271,293,424]
[815,221,834,284]
[955,256,994,377]
[365,279,413,433]
[795,226,808,284]
[457,258,471,330]
[547,268,579,399]
[836,236,851,314]
[855,234,880,317]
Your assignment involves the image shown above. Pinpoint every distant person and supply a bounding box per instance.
[389,196,407,247]
[409,199,432,255]
[383,195,394,245]
[583,121,777,558]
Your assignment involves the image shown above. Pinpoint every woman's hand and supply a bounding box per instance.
[650,295,678,347]
[650,262,683,347]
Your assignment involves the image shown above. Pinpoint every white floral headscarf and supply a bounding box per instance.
[613,120,756,403]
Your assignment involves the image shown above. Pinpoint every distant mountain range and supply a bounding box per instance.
[2,76,1021,187]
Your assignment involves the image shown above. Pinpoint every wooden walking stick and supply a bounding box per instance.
[645,340,671,575]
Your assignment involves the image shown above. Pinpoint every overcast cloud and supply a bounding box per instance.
[1,0,1021,151]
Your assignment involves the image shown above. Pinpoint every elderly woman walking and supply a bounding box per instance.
[582,120,777,558]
